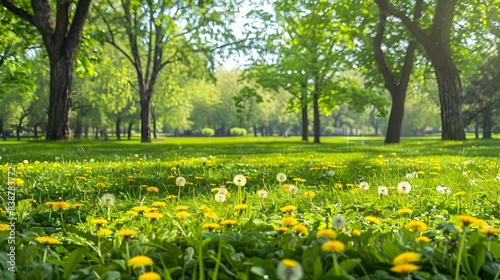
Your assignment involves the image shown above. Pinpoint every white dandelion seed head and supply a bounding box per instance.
[100,193,116,208]
[436,185,451,194]
[276,259,303,280]
[288,185,298,195]
[327,171,335,177]
[397,181,411,194]
[332,215,347,229]
[257,189,268,199]
[215,193,226,203]
[89,158,95,163]
[233,175,247,187]
[412,172,418,178]
[377,186,389,196]
[175,177,186,187]
[359,182,369,191]
[276,173,287,182]
[217,187,228,195]
[469,179,477,186]
[405,173,413,179]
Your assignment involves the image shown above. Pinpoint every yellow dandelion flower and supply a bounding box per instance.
[457,215,478,226]
[65,173,72,177]
[96,182,106,188]
[280,205,297,213]
[35,236,60,245]
[91,218,109,226]
[397,208,413,215]
[364,216,381,224]
[152,202,166,207]
[145,212,164,220]
[72,203,84,209]
[176,211,191,219]
[479,228,500,235]
[393,252,421,265]
[274,227,289,234]
[51,202,70,211]
[132,206,150,213]
[127,210,139,217]
[406,221,428,232]
[351,229,361,236]
[202,223,220,230]
[199,205,212,212]
[292,224,308,235]
[416,236,430,243]
[147,186,159,192]
[8,178,24,186]
[97,229,114,236]
[128,255,154,268]
[138,272,161,280]
[117,229,139,237]
[282,184,291,190]
[321,240,345,253]
[175,205,189,211]
[455,191,466,197]
[234,204,248,211]
[303,191,316,198]
[166,195,177,199]
[0,224,10,231]
[316,229,336,239]
[204,211,218,220]
[282,217,298,226]
[391,263,420,274]
[220,219,237,226]
[351,188,361,194]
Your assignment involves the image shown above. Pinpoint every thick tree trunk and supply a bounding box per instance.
[34,124,39,138]
[103,127,108,141]
[475,119,479,139]
[313,94,320,143]
[140,99,152,142]
[152,113,157,139]
[253,124,257,137]
[434,68,466,140]
[0,119,5,141]
[74,121,82,139]
[483,107,492,139]
[385,93,406,144]
[301,105,308,142]
[46,56,73,140]
[115,117,121,140]
[84,127,89,138]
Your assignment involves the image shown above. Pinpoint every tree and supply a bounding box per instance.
[0,0,93,140]
[373,0,496,140]
[99,0,239,142]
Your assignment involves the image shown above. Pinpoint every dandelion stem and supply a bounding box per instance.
[211,239,222,280]
[455,226,467,280]
[332,253,340,276]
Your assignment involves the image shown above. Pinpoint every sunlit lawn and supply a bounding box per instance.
[1,136,500,280]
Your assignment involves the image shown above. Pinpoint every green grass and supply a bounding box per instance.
[1,137,500,280]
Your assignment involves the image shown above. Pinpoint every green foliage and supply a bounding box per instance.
[202,127,215,137]
[229,127,247,136]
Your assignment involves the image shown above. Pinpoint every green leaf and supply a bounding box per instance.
[380,242,402,262]
[468,243,486,276]
[63,247,84,280]
[340,258,360,274]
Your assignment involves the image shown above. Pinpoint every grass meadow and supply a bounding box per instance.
[1,136,500,280]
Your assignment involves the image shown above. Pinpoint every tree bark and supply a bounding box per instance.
[152,112,157,139]
[313,92,320,143]
[301,105,308,142]
[385,93,406,143]
[46,55,73,140]
[34,124,39,138]
[0,119,6,141]
[115,117,121,140]
[482,107,492,139]
[128,121,133,140]
[140,98,152,142]
[253,124,257,137]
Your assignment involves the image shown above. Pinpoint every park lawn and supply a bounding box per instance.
[1,137,500,280]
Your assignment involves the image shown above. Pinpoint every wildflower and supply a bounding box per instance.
[96,182,106,188]
[145,212,163,220]
[233,175,247,187]
[166,195,177,199]
[391,264,420,275]
[35,236,60,245]
[199,205,212,212]
[293,224,308,235]
[91,218,109,226]
[204,211,218,220]
[276,173,287,182]
[282,184,291,190]
[176,211,191,219]
[276,259,303,280]
[406,221,428,232]
[234,204,248,211]
[274,227,290,234]
[175,177,186,187]
[202,223,220,230]
[72,203,84,209]
[332,215,347,229]
[282,217,298,226]
[359,182,369,190]
[215,193,226,202]
[0,224,10,231]
[51,202,70,211]
[393,252,421,265]
[288,185,299,195]
[220,219,237,226]
[479,228,500,235]
[327,171,335,176]
[138,272,161,280]
[416,236,430,243]
[152,202,166,207]
[321,240,345,253]
[457,215,479,226]
[303,191,315,198]
[257,189,268,199]
[397,208,413,215]
[397,182,411,194]
[147,186,159,192]
[97,229,113,236]
[436,185,451,194]
[175,205,188,211]
[377,186,389,196]
[454,191,465,197]
[406,173,413,179]
[351,229,361,236]
[8,178,24,186]
[364,216,381,224]
[132,206,150,213]
[217,187,229,195]
[117,229,139,237]
[280,205,297,213]
[100,193,116,208]
[316,229,336,239]
[128,255,154,268]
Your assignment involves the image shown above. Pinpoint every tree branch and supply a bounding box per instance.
[66,0,92,60]
[0,0,35,25]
